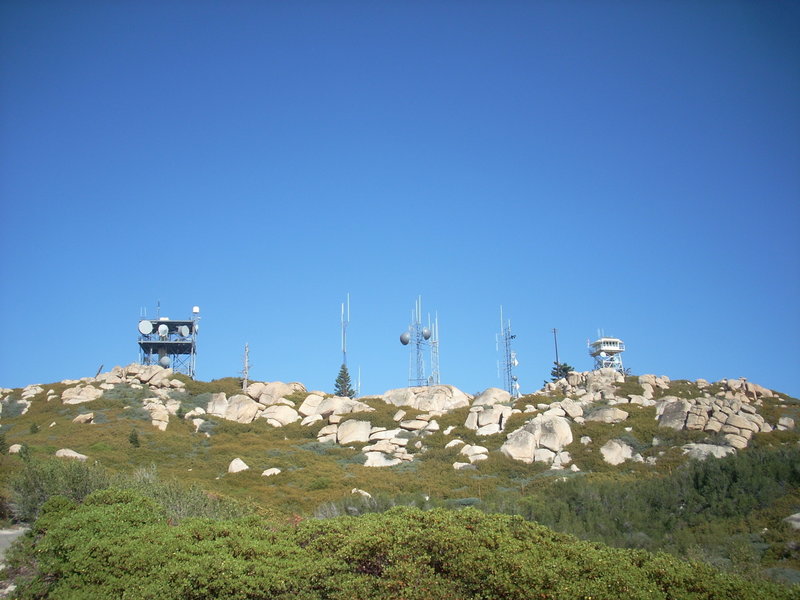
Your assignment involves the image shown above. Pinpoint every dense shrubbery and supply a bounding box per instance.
[6,489,796,600]
[10,458,252,524]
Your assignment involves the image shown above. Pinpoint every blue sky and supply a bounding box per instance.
[1,2,798,398]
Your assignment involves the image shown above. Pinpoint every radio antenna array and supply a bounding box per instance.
[497,306,521,398]
[399,296,436,387]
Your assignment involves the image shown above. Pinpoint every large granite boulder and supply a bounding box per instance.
[61,385,103,405]
[472,388,511,407]
[259,405,300,427]
[500,415,573,464]
[656,398,691,430]
[316,396,373,417]
[382,385,471,413]
[600,439,635,465]
[337,419,372,445]
[228,458,249,473]
[585,407,628,424]
[224,394,262,423]
[55,448,88,461]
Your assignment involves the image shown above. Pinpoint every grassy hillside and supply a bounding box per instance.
[1,372,799,588]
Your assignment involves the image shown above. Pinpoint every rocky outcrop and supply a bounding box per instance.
[655,395,770,449]
[382,385,471,413]
[585,407,628,424]
[500,415,573,467]
[466,389,513,436]
[62,385,103,405]
[262,468,281,477]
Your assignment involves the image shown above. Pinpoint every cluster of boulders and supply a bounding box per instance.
[3,363,796,474]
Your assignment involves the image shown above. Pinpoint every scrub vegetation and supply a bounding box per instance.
[1,375,799,596]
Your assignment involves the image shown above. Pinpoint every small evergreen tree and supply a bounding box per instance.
[550,361,574,382]
[129,429,140,448]
[334,364,355,398]
[29,423,40,434]
[0,431,7,455]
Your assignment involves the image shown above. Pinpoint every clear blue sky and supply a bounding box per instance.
[1,2,798,398]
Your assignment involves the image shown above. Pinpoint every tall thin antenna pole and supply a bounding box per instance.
[341,293,350,366]
[553,328,560,365]
[242,343,250,391]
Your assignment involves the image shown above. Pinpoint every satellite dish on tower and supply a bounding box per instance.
[178,325,189,337]
[192,306,200,314]
[422,327,432,340]
[138,320,153,335]
[600,351,607,357]
[158,324,169,336]
[400,331,411,345]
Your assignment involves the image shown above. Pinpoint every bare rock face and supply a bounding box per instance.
[259,405,300,427]
[256,381,307,406]
[656,398,691,430]
[72,413,94,424]
[206,393,229,418]
[262,468,281,477]
[500,415,573,464]
[316,396,373,417]
[337,419,372,445]
[225,394,262,424]
[55,448,88,461]
[62,385,103,405]
[382,385,471,413]
[472,388,511,407]
[585,407,628,424]
[298,393,324,416]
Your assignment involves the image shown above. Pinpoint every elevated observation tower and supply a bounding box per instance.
[137,306,200,377]
[588,336,625,374]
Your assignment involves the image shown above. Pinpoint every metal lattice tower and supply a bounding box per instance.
[588,334,626,373]
[399,296,435,387]
[497,306,520,398]
[137,305,200,377]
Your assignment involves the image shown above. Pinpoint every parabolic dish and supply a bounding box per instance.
[400,331,411,345]
[157,324,169,336]
[178,325,190,337]
[159,356,171,367]
[422,327,432,340]
[138,320,153,335]
[600,351,607,357]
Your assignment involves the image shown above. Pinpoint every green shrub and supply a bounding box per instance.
[11,496,795,599]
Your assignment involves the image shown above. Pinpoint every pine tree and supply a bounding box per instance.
[129,428,140,448]
[334,364,355,398]
[550,361,574,382]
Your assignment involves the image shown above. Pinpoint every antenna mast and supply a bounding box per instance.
[553,328,560,365]
[429,313,441,385]
[341,293,350,366]
[399,296,434,387]
[242,343,250,390]
[497,306,521,398]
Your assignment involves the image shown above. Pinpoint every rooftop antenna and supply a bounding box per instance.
[496,306,521,398]
[357,365,362,397]
[341,293,350,366]
[242,343,250,390]
[399,295,433,387]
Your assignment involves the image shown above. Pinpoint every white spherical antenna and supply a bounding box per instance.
[178,325,190,337]
[159,356,171,368]
[192,306,200,314]
[400,332,411,345]
[600,351,607,357]
[138,320,153,335]
[422,327,432,340]
[157,324,169,336]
